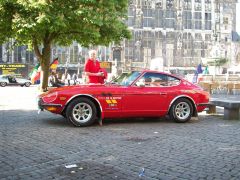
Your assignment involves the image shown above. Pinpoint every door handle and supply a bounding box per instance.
[160,92,167,95]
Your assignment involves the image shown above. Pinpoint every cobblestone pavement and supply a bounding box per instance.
[1,87,240,180]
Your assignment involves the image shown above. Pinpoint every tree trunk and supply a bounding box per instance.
[39,43,51,92]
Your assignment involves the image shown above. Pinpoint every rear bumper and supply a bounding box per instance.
[196,103,210,112]
[197,103,211,106]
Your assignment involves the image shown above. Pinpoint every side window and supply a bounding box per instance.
[135,72,180,87]
[168,76,180,86]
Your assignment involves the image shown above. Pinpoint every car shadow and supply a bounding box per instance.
[101,116,200,126]
[0,109,201,128]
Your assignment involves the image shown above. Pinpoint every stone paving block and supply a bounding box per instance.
[1,87,240,179]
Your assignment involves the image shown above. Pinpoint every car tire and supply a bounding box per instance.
[170,98,193,123]
[66,97,97,127]
[0,82,7,87]
[61,111,66,118]
[24,82,31,87]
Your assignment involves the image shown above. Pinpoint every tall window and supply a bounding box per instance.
[194,12,202,30]
[143,7,153,27]
[165,10,175,29]
[205,0,211,11]
[183,33,193,58]
[142,31,152,65]
[194,33,203,57]
[143,31,152,47]
[195,0,202,11]
[184,0,192,10]
[155,5,164,28]
[183,11,192,29]
[125,40,134,63]
[205,13,211,30]
[127,7,135,27]
[155,31,163,57]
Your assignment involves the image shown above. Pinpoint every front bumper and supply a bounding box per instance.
[38,98,63,113]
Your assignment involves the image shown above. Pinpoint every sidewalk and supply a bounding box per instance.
[210,94,240,101]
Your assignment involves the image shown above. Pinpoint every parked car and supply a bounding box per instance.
[0,75,31,87]
[38,70,210,127]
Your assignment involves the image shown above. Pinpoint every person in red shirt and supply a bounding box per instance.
[84,50,105,84]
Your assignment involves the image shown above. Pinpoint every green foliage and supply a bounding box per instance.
[208,58,228,66]
[0,0,131,90]
[0,0,131,47]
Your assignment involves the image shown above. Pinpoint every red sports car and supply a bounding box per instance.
[38,70,209,127]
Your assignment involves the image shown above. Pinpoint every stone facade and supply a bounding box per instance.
[0,0,238,75]
[121,0,238,71]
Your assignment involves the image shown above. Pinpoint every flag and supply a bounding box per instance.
[30,63,41,84]
[32,71,41,84]
[50,58,59,70]
[29,58,59,84]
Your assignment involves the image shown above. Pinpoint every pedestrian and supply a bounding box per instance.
[84,50,107,84]
[49,71,64,87]
[192,63,203,84]
[61,73,65,85]
[67,73,71,86]
[72,73,77,85]
[48,72,55,87]
[203,65,209,74]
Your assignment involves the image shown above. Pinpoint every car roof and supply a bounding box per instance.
[141,69,182,79]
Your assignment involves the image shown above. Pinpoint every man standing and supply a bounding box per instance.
[84,50,105,84]
[72,73,77,85]
[66,73,71,86]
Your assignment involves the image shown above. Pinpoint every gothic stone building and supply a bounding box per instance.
[120,0,238,71]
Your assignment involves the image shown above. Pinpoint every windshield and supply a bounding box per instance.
[112,71,141,86]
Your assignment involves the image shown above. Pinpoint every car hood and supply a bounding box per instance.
[45,84,120,95]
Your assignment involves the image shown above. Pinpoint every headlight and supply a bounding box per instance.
[42,92,58,103]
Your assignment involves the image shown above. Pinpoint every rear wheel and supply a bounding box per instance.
[66,97,97,127]
[170,98,193,123]
[0,82,7,87]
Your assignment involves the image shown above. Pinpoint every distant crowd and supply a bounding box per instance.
[49,49,108,87]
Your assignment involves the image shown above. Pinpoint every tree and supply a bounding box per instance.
[207,58,228,67]
[0,0,131,91]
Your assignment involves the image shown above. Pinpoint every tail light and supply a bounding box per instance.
[42,92,58,103]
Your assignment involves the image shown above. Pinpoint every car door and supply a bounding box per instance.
[121,72,173,117]
[95,86,125,118]
[8,76,18,86]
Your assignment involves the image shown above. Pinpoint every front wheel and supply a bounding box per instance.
[24,82,31,87]
[66,97,97,127]
[169,98,193,123]
[0,82,7,87]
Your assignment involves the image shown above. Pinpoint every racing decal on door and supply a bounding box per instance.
[106,99,118,107]
[104,96,122,110]
[97,95,122,110]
